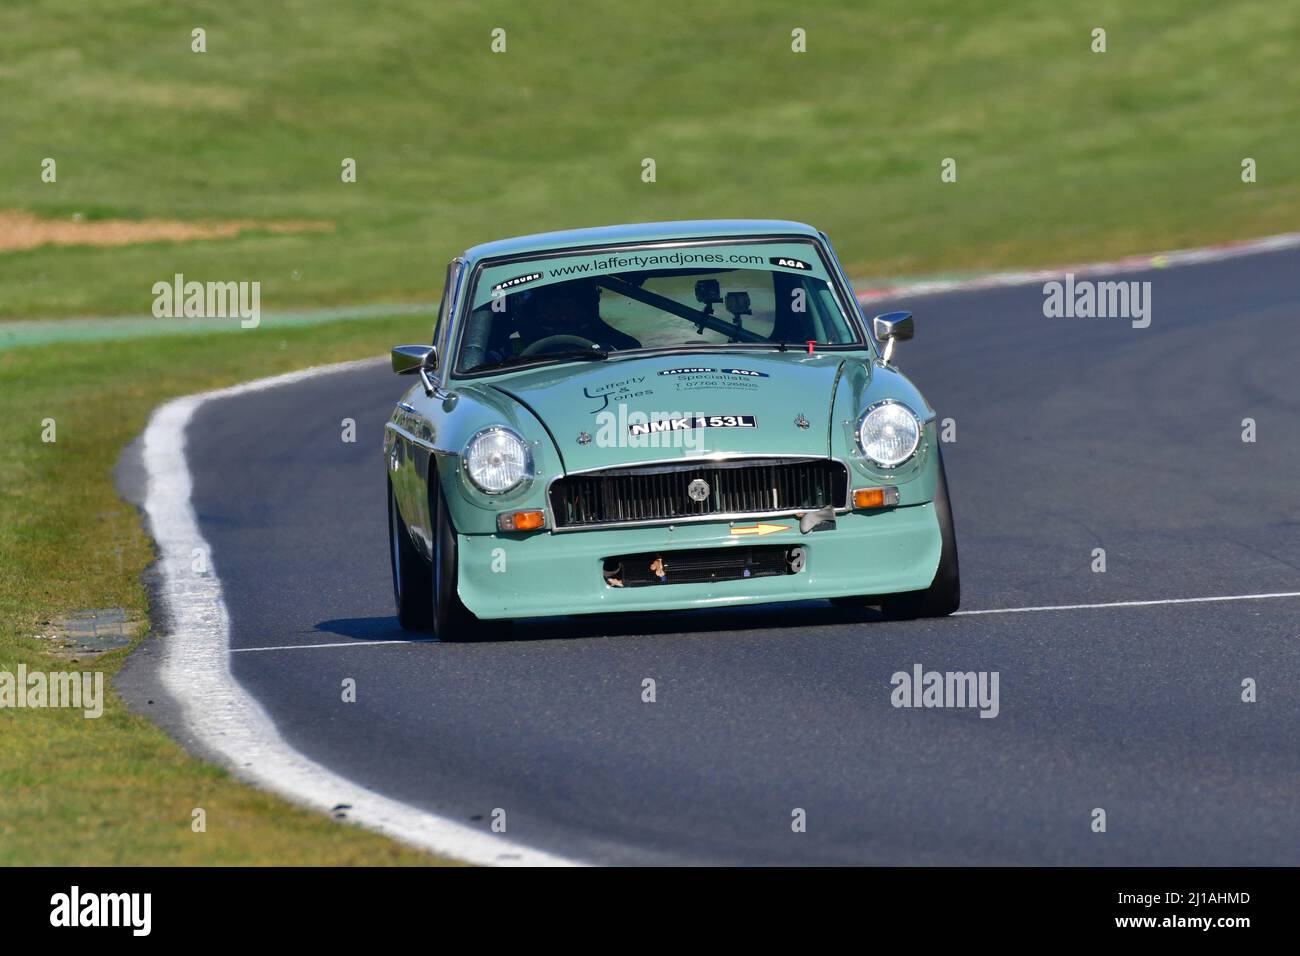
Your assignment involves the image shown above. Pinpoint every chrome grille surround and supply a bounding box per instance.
[547,455,850,531]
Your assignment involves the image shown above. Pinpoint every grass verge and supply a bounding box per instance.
[1,0,1297,318]
[0,315,461,864]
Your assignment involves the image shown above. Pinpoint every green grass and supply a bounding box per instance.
[1,0,1297,318]
[0,316,462,864]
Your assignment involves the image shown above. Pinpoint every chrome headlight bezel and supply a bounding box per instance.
[462,425,533,495]
[856,399,922,469]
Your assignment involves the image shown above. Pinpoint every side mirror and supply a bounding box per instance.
[392,344,437,395]
[871,311,914,364]
[392,344,435,373]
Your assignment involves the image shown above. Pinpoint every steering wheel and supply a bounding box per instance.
[520,334,602,356]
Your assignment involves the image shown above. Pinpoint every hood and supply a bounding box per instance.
[489,351,849,472]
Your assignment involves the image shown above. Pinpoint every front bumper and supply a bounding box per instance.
[456,504,942,619]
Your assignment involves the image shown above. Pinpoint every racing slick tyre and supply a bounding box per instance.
[831,447,961,619]
[388,476,490,638]
[425,477,482,640]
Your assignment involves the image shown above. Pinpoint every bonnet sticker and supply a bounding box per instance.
[627,414,757,437]
[658,367,769,378]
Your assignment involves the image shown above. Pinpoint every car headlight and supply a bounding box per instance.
[857,401,921,468]
[463,426,532,494]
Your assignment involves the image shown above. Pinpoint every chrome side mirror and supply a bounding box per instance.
[872,311,914,365]
[392,344,437,395]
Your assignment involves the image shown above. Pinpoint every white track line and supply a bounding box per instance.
[955,591,1300,616]
[225,589,1300,655]
[855,230,1300,303]
[143,356,580,866]
[232,639,432,653]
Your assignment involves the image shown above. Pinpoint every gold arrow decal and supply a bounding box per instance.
[730,522,787,537]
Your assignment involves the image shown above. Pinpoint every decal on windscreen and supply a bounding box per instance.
[473,242,834,309]
[628,414,757,437]
[490,271,542,294]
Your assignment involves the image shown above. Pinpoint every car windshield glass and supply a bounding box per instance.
[455,240,859,374]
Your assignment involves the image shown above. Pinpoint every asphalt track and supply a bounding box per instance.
[175,247,1299,864]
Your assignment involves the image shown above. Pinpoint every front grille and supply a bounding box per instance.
[603,545,805,588]
[549,457,848,528]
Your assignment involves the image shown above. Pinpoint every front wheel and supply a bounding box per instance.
[880,447,960,619]
[426,476,481,641]
[388,476,517,641]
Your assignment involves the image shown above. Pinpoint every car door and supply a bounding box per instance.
[392,258,463,558]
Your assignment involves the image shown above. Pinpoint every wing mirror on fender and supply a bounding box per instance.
[391,344,437,395]
[871,311,914,365]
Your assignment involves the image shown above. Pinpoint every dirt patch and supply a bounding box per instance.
[35,607,147,659]
[0,210,333,253]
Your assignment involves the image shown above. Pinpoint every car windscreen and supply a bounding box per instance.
[455,241,859,374]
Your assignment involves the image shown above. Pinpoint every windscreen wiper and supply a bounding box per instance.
[485,347,609,370]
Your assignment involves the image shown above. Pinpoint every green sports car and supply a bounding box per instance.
[385,220,958,638]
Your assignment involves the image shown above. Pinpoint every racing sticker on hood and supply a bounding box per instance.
[628,414,757,437]
[658,367,769,377]
[659,367,769,392]
[583,375,654,414]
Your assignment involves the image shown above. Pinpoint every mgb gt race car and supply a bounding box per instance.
[386,220,958,638]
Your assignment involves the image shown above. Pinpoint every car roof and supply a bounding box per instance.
[462,219,824,264]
